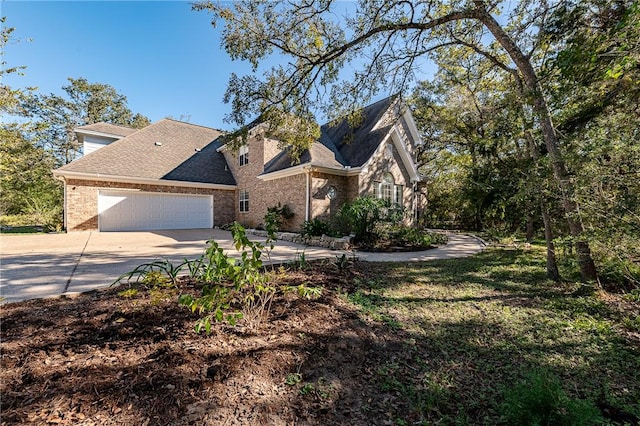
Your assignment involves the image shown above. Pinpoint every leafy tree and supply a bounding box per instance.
[543,0,640,288]
[0,125,62,227]
[197,0,599,282]
[1,17,62,227]
[24,77,150,164]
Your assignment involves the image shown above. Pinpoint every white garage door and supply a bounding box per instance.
[98,191,213,231]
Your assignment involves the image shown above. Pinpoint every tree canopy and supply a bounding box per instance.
[199,0,639,285]
[23,77,150,165]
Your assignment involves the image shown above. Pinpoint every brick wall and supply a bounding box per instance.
[310,172,347,220]
[64,179,235,231]
[222,132,308,231]
[356,131,416,225]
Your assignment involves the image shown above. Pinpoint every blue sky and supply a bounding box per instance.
[2,1,436,130]
[2,1,264,130]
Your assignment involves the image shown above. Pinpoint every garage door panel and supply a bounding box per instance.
[98,191,213,231]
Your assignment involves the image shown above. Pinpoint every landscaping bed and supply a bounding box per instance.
[2,248,639,425]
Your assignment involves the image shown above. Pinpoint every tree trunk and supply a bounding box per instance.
[541,200,561,282]
[525,211,535,242]
[476,3,598,282]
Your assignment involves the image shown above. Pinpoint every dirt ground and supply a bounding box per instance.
[1,264,418,426]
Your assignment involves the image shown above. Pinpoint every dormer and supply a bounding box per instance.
[75,122,139,156]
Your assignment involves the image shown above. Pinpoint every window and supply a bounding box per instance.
[374,173,403,206]
[239,145,249,166]
[239,190,249,212]
[380,173,394,202]
[394,184,403,205]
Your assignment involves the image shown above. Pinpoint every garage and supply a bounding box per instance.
[98,190,213,231]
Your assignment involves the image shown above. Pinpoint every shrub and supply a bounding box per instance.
[339,196,399,242]
[117,222,322,332]
[301,218,331,237]
[501,369,602,426]
[265,203,294,231]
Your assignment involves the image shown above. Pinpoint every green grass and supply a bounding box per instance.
[343,245,640,424]
[0,225,49,234]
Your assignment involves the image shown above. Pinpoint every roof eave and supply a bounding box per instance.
[52,170,237,190]
[257,163,362,181]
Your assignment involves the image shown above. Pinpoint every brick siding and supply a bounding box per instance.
[64,179,234,231]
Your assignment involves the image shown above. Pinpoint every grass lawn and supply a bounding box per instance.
[1,244,638,425]
[345,247,639,424]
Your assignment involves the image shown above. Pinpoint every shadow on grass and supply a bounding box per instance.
[1,248,639,425]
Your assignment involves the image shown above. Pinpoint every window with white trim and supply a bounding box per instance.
[380,173,394,202]
[239,145,249,166]
[374,173,403,206]
[239,190,249,212]
[394,184,403,205]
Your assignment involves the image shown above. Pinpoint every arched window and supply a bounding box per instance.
[373,172,403,206]
[380,173,394,202]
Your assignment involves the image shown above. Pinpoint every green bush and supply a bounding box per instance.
[339,196,400,242]
[265,203,294,230]
[501,369,602,426]
[380,225,447,247]
[301,218,331,237]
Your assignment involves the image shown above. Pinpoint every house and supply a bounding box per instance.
[53,95,426,232]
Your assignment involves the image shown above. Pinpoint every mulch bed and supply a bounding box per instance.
[1,263,416,425]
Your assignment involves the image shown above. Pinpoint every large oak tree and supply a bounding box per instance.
[197,0,600,281]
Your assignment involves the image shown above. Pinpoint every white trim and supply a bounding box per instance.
[402,108,423,146]
[257,163,362,181]
[390,127,421,182]
[75,129,129,139]
[257,164,310,181]
[305,171,310,221]
[53,170,237,190]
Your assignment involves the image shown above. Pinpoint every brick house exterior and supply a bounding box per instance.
[54,96,425,232]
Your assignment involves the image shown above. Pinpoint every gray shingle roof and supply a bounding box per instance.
[57,119,236,186]
[75,122,139,137]
[262,95,396,174]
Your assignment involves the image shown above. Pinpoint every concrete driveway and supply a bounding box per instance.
[0,229,484,304]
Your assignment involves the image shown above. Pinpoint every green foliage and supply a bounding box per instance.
[334,253,350,272]
[284,283,322,300]
[23,77,150,165]
[265,203,293,232]
[136,222,316,332]
[501,369,603,426]
[377,225,447,249]
[115,258,185,287]
[285,372,302,386]
[339,196,398,243]
[301,218,331,237]
[0,125,63,227]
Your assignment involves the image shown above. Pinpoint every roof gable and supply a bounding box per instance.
[320,96,396,167]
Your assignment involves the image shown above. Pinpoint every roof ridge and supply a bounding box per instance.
[161,117,226,133]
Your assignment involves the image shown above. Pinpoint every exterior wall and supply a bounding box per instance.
[82,135,119,156]
[356,133,416,225]
[310,172,347,221]
[222,132,307,231]
[64,178,234,231]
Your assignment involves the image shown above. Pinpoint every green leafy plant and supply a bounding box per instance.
[501,369,603,426]
[291,250,308,270]
[285,372,302,386]
[114,258,186,287]
[266,203,294,229]
[301,218,331,237]
[284,283,322,300]
[338,196,398,243]
[334,253,350,272]
[179,222,267,331]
